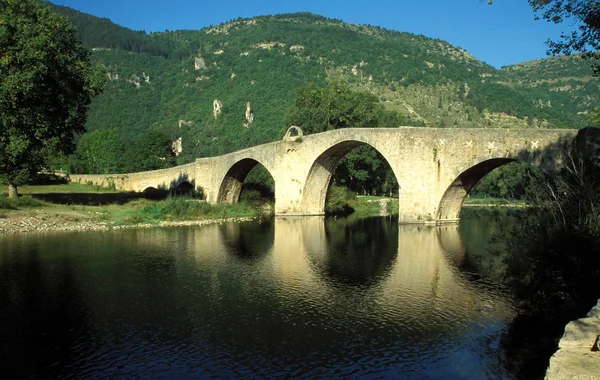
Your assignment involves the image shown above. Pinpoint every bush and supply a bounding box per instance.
[0,196,16,210]
[0,195,46,210]
[125,196,256,224]
[325,184,354,215]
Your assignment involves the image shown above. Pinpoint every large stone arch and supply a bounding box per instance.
[217,158,275,204]
[300,140,399,215]
[436,158,516,221]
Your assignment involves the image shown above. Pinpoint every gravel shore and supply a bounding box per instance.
[0,213,255,234]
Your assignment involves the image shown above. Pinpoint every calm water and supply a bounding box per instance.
[0,215,519,379]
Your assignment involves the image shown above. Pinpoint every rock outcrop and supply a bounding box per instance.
[213,99,223,119]
[243,102,254,127]
[178,120,194,128]
[194,56,206,70]
[172,137,182,156]
[545,299,600,379]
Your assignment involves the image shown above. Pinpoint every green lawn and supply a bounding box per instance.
[463,197,527,207]
[18,182,118,194]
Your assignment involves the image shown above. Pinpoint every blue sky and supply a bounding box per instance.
[49,0,573,69]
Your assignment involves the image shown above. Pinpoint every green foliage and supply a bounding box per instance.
[0,195,47,210]
[528,0,600,74]
[334,145,398,196]
[122,130,176,172]
[70,129,125,174]
[285,83,401,197]
[325,184,353,215]
[285,82,407,133]
[68,128,177,174]
[118,196,255,224]
[470,162,546,200]
[42,7,598,186]
[590,105,600,127]
[47,3,174,59]
[501,128,600,325]
[0,0,103,195]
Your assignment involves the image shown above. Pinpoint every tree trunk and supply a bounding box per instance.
[8,184,18,198]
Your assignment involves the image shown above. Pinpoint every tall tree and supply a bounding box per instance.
[285,82,404,134]
[71,129,125,174]
[531,0,600,73]
[122,130,176,173]
[0,0,103,197]
[490,1,600,73]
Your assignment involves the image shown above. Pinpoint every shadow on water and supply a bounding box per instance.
[0,243,92,379]
[306,215,399,287]
[458,207,575,380]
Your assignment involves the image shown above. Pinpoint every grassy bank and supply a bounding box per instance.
[349,196,399,216]
[463,196,528,207]
[17,182,119,194]
[0,183,258,231]
[101,197,256,225]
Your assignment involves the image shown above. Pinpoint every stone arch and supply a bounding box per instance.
[301,140,399,215]
[172,181,195,196]
[142,186,168,200]
[437,158,516,221]
[143,186,159,193]
[217,158,274,204]
[283,126,303,142]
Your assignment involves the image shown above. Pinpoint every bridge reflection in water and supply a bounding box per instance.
[0,216,518,378]
[176,217,514,327]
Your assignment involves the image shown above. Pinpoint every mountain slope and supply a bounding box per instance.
[49,4,599,163]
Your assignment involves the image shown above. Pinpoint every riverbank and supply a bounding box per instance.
[0,208,256,234]
[0,185,403,234]
[0,190,260,234]
[0,195,519,234]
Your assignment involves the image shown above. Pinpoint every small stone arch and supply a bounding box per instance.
[172,181,196,196]
[142,186,168,200]
[217,158,275,204]
[300,140,399,215]
[283,126,303,142]
[436,158,516,221]
[143,186,159,193]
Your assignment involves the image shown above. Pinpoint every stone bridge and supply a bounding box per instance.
[69,127,576,223]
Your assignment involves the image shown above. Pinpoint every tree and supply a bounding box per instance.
[71,129,125,174]
[532,0,600,73]
[491,1,600,73]
[285,82,403,134]
[0,0,103,197]
[122,130,176,173]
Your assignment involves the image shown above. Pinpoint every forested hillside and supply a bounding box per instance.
[47,3,599,170]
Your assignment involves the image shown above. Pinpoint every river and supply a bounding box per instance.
[0,213,523,379]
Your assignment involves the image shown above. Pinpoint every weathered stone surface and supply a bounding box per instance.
[546,300,600,380]
[546,350,600,379]
[194,56,206,70]
[69,127,576,223]
[559,318,600,348]
[172,137,182,156]
[244,101,253,126]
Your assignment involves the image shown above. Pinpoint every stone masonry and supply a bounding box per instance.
[69,127,575,223]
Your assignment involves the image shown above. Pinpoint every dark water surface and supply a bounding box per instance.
[0,215,519,379]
